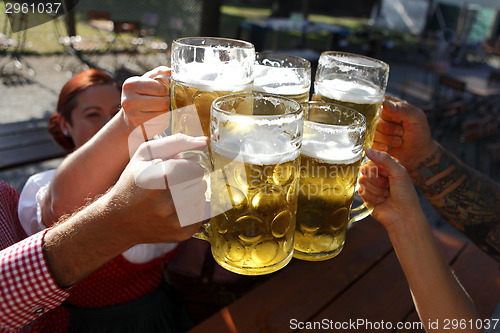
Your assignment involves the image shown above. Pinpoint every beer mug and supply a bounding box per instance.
[192,93,303,275]
[312,51,389,148]
[253,52,311,103]
[293,102,368,261]
[170,37,255,137]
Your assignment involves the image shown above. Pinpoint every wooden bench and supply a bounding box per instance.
[0,119,66,171]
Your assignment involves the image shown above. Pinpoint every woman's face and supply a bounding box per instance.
[60,84,121,148]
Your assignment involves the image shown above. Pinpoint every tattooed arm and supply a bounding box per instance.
[409,144,500,260]
[373,97,500,261]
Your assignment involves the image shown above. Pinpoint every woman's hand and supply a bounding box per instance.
[120,66,171,134]
[358,148,426,234]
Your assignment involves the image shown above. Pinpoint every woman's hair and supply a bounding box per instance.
[48,69,120,151]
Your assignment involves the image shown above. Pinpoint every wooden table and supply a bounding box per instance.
[190,217,500,333]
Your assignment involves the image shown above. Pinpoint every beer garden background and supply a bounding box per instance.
[1,0,500,235]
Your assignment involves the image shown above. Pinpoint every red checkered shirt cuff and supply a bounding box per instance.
[0,230,69,331]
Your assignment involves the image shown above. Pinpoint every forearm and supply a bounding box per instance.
[408,143,500,260]
[388,216,480,333]
[43,111,132,225]
[43,191,134,288]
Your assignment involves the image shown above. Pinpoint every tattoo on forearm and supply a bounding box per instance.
[409,144,500,260]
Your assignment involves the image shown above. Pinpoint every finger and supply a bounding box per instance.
[154,75,171,89]
[163,159,205,187]
[373,130,403,148]
[371,141,391,153]
[143,66,172,79]
[134,157,206,191]
[358,183,386,204]
[122,94,171,113]
[380,98,402,123]
[358,175,389,197]
[365,149,406,177]
[360,166,389,187]
[123,76,169,97]
[376,117,404,136]
[381,97,426,125]
[138,134,208,161]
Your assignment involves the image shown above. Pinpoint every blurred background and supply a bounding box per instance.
[1,0,500,223]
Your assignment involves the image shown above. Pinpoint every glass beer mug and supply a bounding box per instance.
[253,52,311,103]
[193,93,303,275]
[170,37,255,137]
[293,102,368,261]
[312,51,389,149]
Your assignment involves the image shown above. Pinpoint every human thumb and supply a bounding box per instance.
[365,148,406,178]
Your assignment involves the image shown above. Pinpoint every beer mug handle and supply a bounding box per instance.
[152,75,172,139]
[349,157,375,225]
[176,149,212,241]
[349,192,374,224]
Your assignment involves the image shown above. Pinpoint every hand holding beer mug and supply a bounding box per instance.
[294,102,367,261]
[253,52,311,103]
[312,51,389,148]
[170,37,255,137]
[193,93,303,275]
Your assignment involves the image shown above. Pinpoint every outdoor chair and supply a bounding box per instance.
[427,74,469,140]
[468,70,500,120]
[399,79,435,115]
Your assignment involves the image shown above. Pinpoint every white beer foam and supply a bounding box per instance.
[315,78,383,104]
[301,124,362,164]
[253,66,309,95]
[212,127,299,165]
[174,62,252,92]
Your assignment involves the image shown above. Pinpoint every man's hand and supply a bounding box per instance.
[106,133,208,244]
[44,134,208,288]
[373,97,438,171]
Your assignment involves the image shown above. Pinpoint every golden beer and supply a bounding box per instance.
[293,101,366,261]
[171,79,252,136]
[170,37,255,136]
[209,144,300,275]
[312,79,382,148]
[294,152,362,261]
[193,93,303,275]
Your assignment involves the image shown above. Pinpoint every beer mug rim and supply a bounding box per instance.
[319,51,389,71]
[212,92,303,119]
[255,52,311,70]
[301,101,366,129]
[173,36,255,50]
